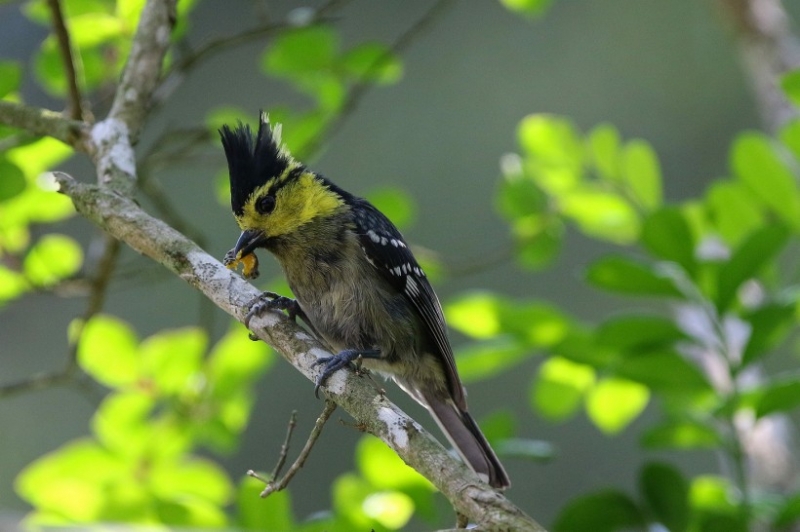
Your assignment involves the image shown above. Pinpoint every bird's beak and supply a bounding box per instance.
[233,229,268,258]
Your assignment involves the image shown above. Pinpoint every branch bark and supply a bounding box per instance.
[54,173,545,531]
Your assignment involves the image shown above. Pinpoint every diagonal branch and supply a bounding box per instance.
[54,172,545,532]
[46,0,86,121]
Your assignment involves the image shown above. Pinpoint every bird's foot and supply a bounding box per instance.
[313,348,381,398]
[244,291,301,329]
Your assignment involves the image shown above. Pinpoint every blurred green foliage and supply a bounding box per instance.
[3,0,800,529]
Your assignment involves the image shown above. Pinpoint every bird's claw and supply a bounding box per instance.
[244,291,301,329]
[313,348,381,398]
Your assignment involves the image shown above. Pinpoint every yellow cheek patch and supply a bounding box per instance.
[223,248,260,280]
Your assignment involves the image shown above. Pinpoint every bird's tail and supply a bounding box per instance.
[422,391,510,489]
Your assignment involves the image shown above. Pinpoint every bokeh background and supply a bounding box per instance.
[2,0,798,528]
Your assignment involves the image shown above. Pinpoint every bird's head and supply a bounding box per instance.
[219,112,345,263]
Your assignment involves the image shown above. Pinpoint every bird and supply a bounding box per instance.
[219,112,510,489]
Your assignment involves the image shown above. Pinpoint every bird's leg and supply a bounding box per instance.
[313,348,381,398]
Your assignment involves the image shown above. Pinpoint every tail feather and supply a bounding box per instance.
[423,392,510,489]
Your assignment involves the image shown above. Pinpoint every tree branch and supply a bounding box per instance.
[108,0,177,143]
[54,172,545,531]
[0,101,88,150]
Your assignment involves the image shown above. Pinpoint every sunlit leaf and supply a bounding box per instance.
[446,292,502,339]
[236,475,295,531]
[78,315,139,387]
[588,123,621,181]
[781,69,800,108]
[0,60,21,98]
[455,338,531,383]
[140,327,206,395]
[366,186,416,229]
[92,391,152,457]
[150,457,232,505]
[554,490,645,532]
[500,0,554,17]
[496,169,546,220]
[640,462,689,532]
[154,497,228,527]
[641,207,695,273]
[560,190,639,243]
[362,491,414,529]
[641,421,720,449]
[586,255,681,296]
[69,13,123,47]
[0,265,29,303]
[23,234,83,286]
[341,43,403,84]
[357,436,433,491]
[532,357,595,421]
[716,224,789,311]
[585,378,649,434]
[621,139,662,211]
[332,473,377,528]
[732,132,800,230]
[515,224,563,270]
[0,158,26,201]
[207,327,272,398]
[518,114,583,168]
[780,118,800,162]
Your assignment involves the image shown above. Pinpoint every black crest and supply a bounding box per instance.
[219,113,291,216]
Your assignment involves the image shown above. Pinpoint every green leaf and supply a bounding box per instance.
[705,181,764,246]
[139,327,206,395]
[0,158,26,201]
[78,315,139,387]
[0,266,29,303]
[478,410,517,441]
[15,438,124,521]
[500,0,554,17]
[742,302,795,365]
[585,378,649,434]
[616,351,710,392]
[237,475,295,531]
[774,493,800,528]
[357,436,433,491]
[531,357,595,421]
[340,43,402,84]
[446,292,502,339]
[149,457,232,505]
[781,69,800,108]
[366,186,416,229]
[92,391,152,457]
[716,224,789,311]
[68,13,124,47]
[554,490,645,532]
[750,374,800,418]
[621,139,662,211]
[207,327,272,398]
[641,207,695,273]
[0,60,21,98]
[23,234,83,286]
[780,118,800,162]
[560,190,640,243]
[455,338,531,383]
[586,255,681,296]
[515,224,563,270]
[641,421,720,449]
[518,114,583,168]
[502,300,572,347]
[731,132,800,230]
[587,123,621,181]
[640,462,689,532]
[496,170,546,220]
[262,26,339,76]
[596,315,684,352]
[205,105,251,133]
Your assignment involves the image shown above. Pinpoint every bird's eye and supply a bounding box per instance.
[256,195,276,215]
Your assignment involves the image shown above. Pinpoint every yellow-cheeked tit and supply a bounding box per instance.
[219,112,510,489]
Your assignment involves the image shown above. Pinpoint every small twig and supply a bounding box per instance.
[250,400,337,497]
[271,410,298,480]
[46,0,86,121]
